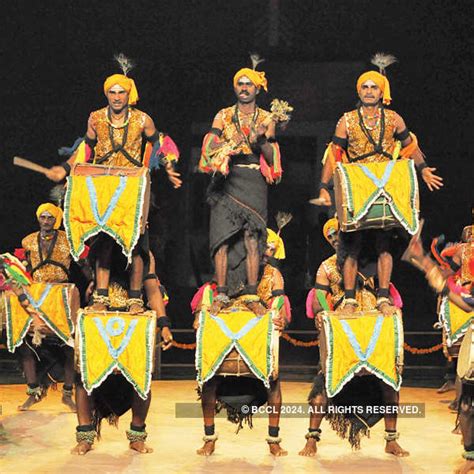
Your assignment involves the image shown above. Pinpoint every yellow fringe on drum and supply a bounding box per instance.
[77,310,156,400]
[5,283,72,352]
[196,304,275,388]
[439,296,473,347]
[338,159,419,234]
[322,310,403,397]
[64,174,146,262]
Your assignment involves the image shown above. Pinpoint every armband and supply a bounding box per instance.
[146,131,161,144]
[157,316,172,329]
[60,161,71,174]
[394,128,410,141]
[271,289,285,297]
[332,136,347,149]
[417,162,428,172]
[209,127,222,138]
[84,135,97,148]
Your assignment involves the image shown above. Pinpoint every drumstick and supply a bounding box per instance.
[13,156,49,176]
[308,197,331,206]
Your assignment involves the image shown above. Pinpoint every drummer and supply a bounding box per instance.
[402,224,473,473]
[314,57,443,315]
[192,228,288,457]
[300,217,408,457]
[45,62,182,313]
[14,203,84,411]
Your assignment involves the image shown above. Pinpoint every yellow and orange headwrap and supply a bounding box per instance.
[267,228,285,260]
[103,74,139,105]
[36,203,63,229]
[323,218,339,243]
[233,68,268,92]
[356,71,392,105]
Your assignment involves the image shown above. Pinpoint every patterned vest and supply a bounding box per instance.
[90,107,146,168]
[217,105,272,156]
[461,243,474,284]
[22,231,71,283]
[320,254,377,310]
[344,108,397,163]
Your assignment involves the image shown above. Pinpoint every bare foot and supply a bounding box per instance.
[269,443,288,456]
[340,304,357,315]
[17,391,45,411]
[90,302,107,311]
[298,439,317,456]
[379,301,396,317]
[437,380,455,394]
[385,440,409,457]
[71,441,93,455]
[196,440,216,456]
[456,460,474,474]
[129,303,145,314]
[130,440,153,453]
[210,300,225,316]
[246,300,267,316]
[61,394,77,412]
[449,398,460,412]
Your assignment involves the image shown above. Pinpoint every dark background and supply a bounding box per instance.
[1,0,472,380]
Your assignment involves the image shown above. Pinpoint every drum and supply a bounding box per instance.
[75,309,157,399]
[4,283,79,352]
[334,159,420,234]
[65,164,151,262]
[438,295,472,359]
[196,299,280,387]
[457,322,474,382]
[319,309,404,397]
[70,163,151,233]
[442,328,462,360]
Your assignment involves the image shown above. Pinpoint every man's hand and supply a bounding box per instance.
[421,167,443,191]
[315,313,323,332]
[160,326,173,351]
[310,188,332,207]
[45,166,67,182]
[272,314,286,331]
[165,165,182,189]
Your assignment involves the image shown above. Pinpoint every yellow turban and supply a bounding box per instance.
[36,203,63,229]
[103,74,139,105]
[323,218,339,243]
[267,228,285,260]
[233,68,268,92]
[356,71,392,105]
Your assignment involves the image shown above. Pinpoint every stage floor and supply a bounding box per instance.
[0,381,463,473]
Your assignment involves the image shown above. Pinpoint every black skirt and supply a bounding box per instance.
[208,161,268,296]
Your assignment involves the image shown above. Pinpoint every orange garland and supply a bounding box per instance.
[170,341,196,350]
[166,335,444,354]
[281,332,319,347]
[403,342,443,354]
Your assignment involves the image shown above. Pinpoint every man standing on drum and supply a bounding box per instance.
[315,54,443,315]
[196,57,288,457]
[301,217,408,457]
[199,56,283,315]
[45,57,182,313]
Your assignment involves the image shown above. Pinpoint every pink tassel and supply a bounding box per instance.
[160,135,180,160]
[190,284,208,313]
[306,289,316,319]
[447,276,463,295]
[389,283,403,309]
[283,295,292,323]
